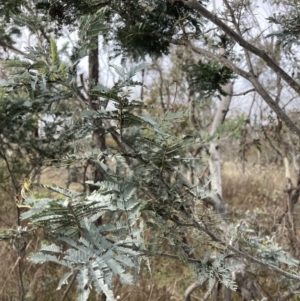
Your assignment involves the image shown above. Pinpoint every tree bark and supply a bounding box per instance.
[88,37,107,301]
[209,82,232,198]
[164,1,300,137]
[181,0,300,97]
[88,37,106,190]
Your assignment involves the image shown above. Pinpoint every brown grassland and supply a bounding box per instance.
[0,161,298,301]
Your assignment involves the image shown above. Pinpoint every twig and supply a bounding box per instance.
[18,260,25,301]
[184,281,202,301]
[59,271,79,301]
[0,257,21,295]
[152,60,166,113]
[163,33,300,137]
[202,278,217,301]
[279,283,300,301]
[179,0,300,97]
[229,89,255,96]
[184,278,217,301]
[0,151,18,193]
[191,218,300,281]
[0,44,26,56]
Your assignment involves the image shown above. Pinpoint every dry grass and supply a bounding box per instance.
[222,162,289,225]
[223,161,286,209]
[0,162,300,300]
[223,161,300,247]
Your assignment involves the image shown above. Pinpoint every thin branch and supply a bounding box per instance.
[223,0,255,76]
[167,38,300,137]
[229,89,255,96]
[202,278,218,301]
[140,68,145,102]
[279,283,300,301]
[184,278,217,301]
[59,271,79,301]
[184,281,202,301]
[18,260,25,301]
[0,43,26,56]
[191,218,300,281]
[0,257,21,295]
[261,126,283,158]
[0,240,31,299]
[0,150,18,193]
[179,0,300,97]
[108,213,300,282]
[152,60,166,113]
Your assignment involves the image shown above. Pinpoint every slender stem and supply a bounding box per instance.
[167,37,300,137]
[180,0,300,96]
[18,260,25,301]
[0,150,18,193]
[191,218,300,281]
[0,257,21,295]
[59,271,79,301]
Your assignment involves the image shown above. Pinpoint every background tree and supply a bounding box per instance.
[1,0,300,301]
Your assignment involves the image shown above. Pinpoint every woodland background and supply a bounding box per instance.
[1,0,300,300]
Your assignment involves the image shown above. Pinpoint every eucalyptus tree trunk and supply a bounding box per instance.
[209,83,232,198]
[210,82,233,301]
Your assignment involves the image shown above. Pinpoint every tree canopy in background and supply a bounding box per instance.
[1,1,300,301]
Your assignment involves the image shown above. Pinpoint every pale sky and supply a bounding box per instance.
[11,0,298,123]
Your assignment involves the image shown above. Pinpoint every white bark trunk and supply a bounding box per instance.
[209,82,233,197]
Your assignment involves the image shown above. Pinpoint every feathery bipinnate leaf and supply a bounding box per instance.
[23,180,142,301]
[50,36,60,67]
[29,217,140,301]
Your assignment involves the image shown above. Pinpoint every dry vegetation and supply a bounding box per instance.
[0,161,299,301]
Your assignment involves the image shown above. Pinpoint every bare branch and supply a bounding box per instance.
[59,271,79,301]
[230,89,255,96]
[184,279,217,301]
[192,218,300,281]
[184,281,202,301]
[0,43,26,56]
[279,283,300,301]
[166,37,300,137]
[223,0,256,76]
[178,0,300,97]
[203,279,218,301]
